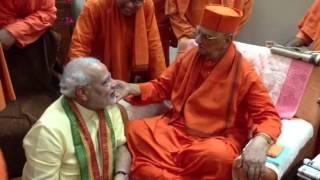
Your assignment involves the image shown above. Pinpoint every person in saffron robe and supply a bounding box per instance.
[0,0,58,177]
[22,58,131,180]
[153,0,175,66]
[287,0,320,51]
[69,0,166,82]
[0,0,58,95]
[114,5,281,179]
[165,0,254,54]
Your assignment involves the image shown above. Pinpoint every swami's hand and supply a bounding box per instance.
[239,135,271,180]
[0,29,15,50]
[112,80,141,102]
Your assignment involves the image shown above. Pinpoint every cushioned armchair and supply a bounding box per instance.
[233,64,320,179]
[120,42,320,180]
[233,43,320,180]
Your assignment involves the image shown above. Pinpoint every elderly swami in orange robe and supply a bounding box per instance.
[287,0,320,51]
[115,5,281,180]
[166,0,254,53]
[69,0,166,82]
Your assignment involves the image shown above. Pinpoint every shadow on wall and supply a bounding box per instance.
[236,0,314,46]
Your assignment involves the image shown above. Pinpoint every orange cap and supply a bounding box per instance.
[200,5,243,33]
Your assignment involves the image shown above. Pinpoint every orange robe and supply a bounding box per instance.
[296,0,320,50]
[0,45,15,111]
[69,0,166,81]
[166,0,254,39]
[126,44,281,179]
[0,149,7,180]
[0,0,57,47]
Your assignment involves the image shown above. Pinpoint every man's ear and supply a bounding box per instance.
[75,87,88,101]
[224,34,233,48]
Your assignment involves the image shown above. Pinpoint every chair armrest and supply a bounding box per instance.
[232,158,277,180]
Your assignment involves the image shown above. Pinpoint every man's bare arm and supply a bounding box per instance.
[114,144,131,180]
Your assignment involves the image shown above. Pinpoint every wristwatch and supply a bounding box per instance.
[256,133,274,145]
[115,170,128,177]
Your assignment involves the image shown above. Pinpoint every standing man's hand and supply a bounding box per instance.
[0,29,15,50]
[240,134,272,180]
[286,37,307,48]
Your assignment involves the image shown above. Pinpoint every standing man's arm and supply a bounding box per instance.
[288,31,313,47]
[165,0,194,53]
[144,0,166,78]
[22,125,63,180]
[165,0,194,40]
[287,0,320,48]
[1,0,56,48]
[68,1,100,62]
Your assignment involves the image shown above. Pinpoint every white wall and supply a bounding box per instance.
[237,0,314,46]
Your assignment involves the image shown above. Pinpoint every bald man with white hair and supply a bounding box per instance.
[22,57,131,180]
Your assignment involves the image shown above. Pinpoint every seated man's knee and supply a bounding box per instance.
[202,139,238,163]
[180,138,238,166]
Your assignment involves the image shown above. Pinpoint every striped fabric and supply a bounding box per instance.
[62,97,116,180]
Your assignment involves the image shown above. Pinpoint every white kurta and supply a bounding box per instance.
[22,96,126,180]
